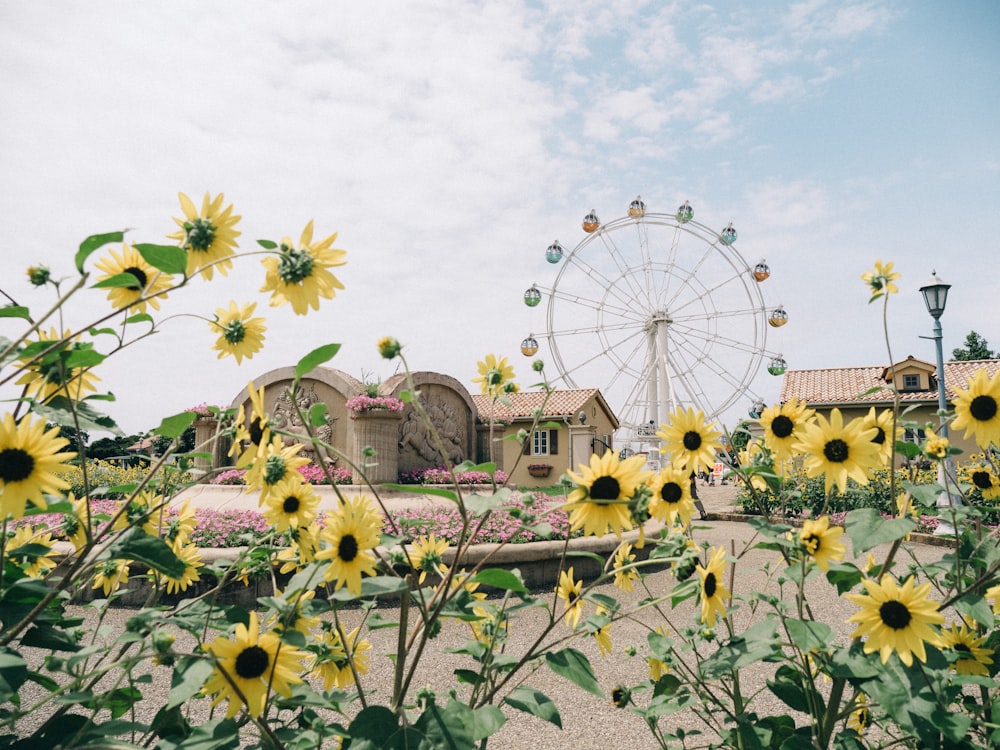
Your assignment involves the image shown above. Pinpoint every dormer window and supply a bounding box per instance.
[902,374,921,391]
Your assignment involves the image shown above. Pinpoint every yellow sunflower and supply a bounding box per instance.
[472,353,517,397]
[202,611,306,718]
[646,626,670,680]
[612,543,640,593]
[310,624,372,691]
[556,567,585,629]
[269,589,321,636]
[939,622,994,676]
[316,496,382,595]
[261,475,319,532]
[167,191,241,280]
[243,437,310,504]
[647,464,695,530]
[210,301,266,364]
[6,525,58,578]
[758,399,814,463]
[565,451,648,537]
[966,464,1000,500]
[592,605,612,657]
[986,583,1000,615]
[62,493,91,551]
[260,220,347,315]
[923,428,950,460]
[0,412,75,520]
[230,381,272,468]
[93,243,174,313]
[410,533,449,581]
[951,368,1000,449]
[274,523,321,575]
[861,259,900,297]
[92,559,130,597]
[798,516,846,572]
[797,409,881,495]
[656,406,723,474]
[846,694,872,734]
[696,546,731,627]
[845,576,944,666]
[164,498,198,548]
[860,407,901,466]
[15,328,102,404]
[161,542,203,595]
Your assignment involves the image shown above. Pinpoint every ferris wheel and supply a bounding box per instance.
[521,197,788,451]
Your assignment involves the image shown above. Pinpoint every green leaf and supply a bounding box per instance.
[257,239,278,249]
[767,664,816,714]
[92,272,144,289]
[954,594,995,629]
[785,619,834,653]
[503,686,562,728]
[844,508,917,555]
[308,402,329,427]
[168,717,241,749]
[294,343,341,384]
[469,568,528,594]
[464,490,509,517]
[470,704,506,741]
[413,700,478,747]
[155,410,197,439]
[0,305,30,320]
[124,312,154,326]
[76,231,125,273]
[700,620,782,679]
[167,656,215,710]
[105,528,188,578]
[134,243,188,275]
[64,347,106,370]
[31,395,121,435]
[0,649,28,703]
[381,483,459,503]
[347,706,415,750]
[825,562,864,595]
[545,648,603,697]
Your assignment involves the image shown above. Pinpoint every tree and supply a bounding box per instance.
[952,330,996,361]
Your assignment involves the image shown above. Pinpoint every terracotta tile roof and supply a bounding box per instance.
[780,358,1000,406]
[471,388,616,426]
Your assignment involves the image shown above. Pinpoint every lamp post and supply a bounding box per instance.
[919,271,958,534]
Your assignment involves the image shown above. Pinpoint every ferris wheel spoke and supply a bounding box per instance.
[596,231,650,304]
[552,326,646,386]
[562,249,647,314]
[547,288,648,324]
[669,321,766,358]
[547,319,645,339]
[669,334,760,396]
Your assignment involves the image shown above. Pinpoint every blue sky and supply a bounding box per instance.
[0,1,997,437]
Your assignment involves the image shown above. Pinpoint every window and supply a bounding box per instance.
[902,374,920,390]
[525,428,559,456]
[903,427,926,444]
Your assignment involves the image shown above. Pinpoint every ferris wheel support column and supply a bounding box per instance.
[649,315,675,470]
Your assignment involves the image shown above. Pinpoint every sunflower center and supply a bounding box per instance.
[338,533,359,562]
[660,482,683,504]
[682,431,702,451]
[234,644,270,679]
[972,470,992,490]
[264,455,287,485]
[0,448,35,483]
[283,495,300,513]
[277,247,316,285]
[590,476,621,501]
[123,266,148,290]
[802,533,820,555]
[879,600,912,630]
[871,427,886,445]
[954,642,972,655]
[970,395,998,422]
[184,218,217,252]
[249,417,265,446]
[770,415,794,439]
[823,439,849,463]
[222,319,246,345]
[704,572,717,598]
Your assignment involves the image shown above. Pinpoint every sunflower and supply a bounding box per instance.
[0,413,75,520]
[62,494,91,551]
[861,259,900,297]
[167,192,241,280]
[470,603,510,647]
[696,546,730,627]
[472,353,517,397]
[646,626,671,680]
[592,605,613,657]
[261,475,319,532]
[230,381,272,468]
[164,499,198,548]
[92,559,130,597]
[923,428,950,460]
[758,399,814,463]
[316,497,382,595]
[656,406,723,474]
[797,409,881,495]
[113,490,167,538]
[647,465,695,530]
[798,516,846,572]
[210,301,266,364]
[6,525,58,578]
[243,437,310,504]
[310,624,372,691]
[410,533,449,581]
[274,523,321,575]
[269,589,321,636]
[846,694,872,734]
[565,451,648,537]
[845,576,944,666]
[260,220,346,315]
[612,543,640,593]
[161,542,203,595]
[860,407,901,466]
[952,368,1000,449]
[15,328,102,403]
[987,583,1000,615]
[939,622,994,676]
[966,464,1000,500]
[93,243,174,313]
[377,336,402,360]
[556,567,585,629]
[202,611,306,718]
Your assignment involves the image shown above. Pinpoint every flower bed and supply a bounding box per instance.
[397,466,509,485]
[212,463,353,486]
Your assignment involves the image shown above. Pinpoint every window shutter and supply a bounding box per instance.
[549,429,558,455]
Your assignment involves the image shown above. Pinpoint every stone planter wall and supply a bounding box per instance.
[350,410,403,484]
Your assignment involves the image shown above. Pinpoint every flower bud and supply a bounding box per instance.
[377,336,401,359]
[27,265,51,286]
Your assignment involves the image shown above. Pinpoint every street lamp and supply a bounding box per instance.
[919,271,958,534]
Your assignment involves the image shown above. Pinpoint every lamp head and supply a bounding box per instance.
[919,270,951,320]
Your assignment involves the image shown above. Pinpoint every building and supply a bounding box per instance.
[471,389,619,486]
[780,356,1000,460]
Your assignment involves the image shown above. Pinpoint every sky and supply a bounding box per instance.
[1,1,997,441]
